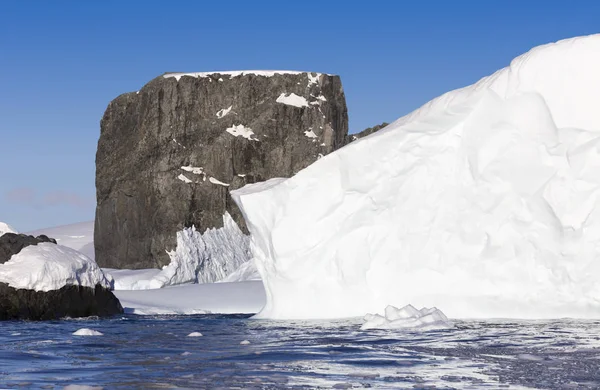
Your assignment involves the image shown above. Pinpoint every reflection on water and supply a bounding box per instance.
[0,315,599,389]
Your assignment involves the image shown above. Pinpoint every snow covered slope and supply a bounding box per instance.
[28,221,95,260]
[233,35,600,320]
[114,280,265,315]
[0,243,111,292]
[0,222,17,237]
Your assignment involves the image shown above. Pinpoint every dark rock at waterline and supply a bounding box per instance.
[0,283,123,320]
[0,233,57,264]
[95,71,349,269]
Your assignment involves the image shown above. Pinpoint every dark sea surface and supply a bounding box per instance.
[1,315,600,389]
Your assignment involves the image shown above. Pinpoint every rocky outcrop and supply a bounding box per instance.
[0,283,123,320]
[346,122,389,144]
[0,230,123,320]
[95,71,348,269]
[0,233,57,264]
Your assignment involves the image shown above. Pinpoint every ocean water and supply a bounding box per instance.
[1,315,600,389]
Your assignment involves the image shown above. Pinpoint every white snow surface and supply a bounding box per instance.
[28,221,95,259]
[304,130,318,139]
[276,93,309,108]
[110,212,251,290]
[114,281,265,315]
[163,70,326,82]
[102,268,162,290]
[177,174,193,183]
[0,222,17,237]
[209,177,230,187]
[181,165,204,175]
[216,106,233,118]
[0,243,111,292]
[73,328,103,336]
[219,259,261,282]
[361,305,453,331]
[226,124,258,141]
[232,34,600,320]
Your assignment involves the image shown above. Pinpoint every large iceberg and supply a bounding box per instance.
[232,35,600,319]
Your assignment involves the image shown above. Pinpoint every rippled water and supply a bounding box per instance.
[1,315,600,389]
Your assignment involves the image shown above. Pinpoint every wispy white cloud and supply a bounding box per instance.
[3,188,94,210]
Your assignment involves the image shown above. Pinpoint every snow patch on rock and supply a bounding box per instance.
[216,106,232,118]
[361,305,453,331]
[209,177,230,187]
[276,93,309,108]
[232,34,600,320]
[181,166,204,175]
[177,174,193,183]
[226,124,259,141]
[0,243,111,292]
[304,130,318,139]
[307,73,320,86]
[164,70,328,82]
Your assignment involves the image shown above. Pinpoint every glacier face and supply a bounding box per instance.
[115,212,251,290]
[232,35,600,319]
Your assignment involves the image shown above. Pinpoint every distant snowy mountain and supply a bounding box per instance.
[233,34,600,320]
[28,221,95,260]
[0,222,17,237]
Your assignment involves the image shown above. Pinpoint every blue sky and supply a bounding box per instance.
[1,1,599,231]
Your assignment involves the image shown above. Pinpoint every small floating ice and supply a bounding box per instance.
[240,340,251,345]
[73,328,103,336]
[361,305,453,331]
[187,332,203,337]
[276,93,309,108]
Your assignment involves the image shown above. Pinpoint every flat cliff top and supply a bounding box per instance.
[163,70,334,81]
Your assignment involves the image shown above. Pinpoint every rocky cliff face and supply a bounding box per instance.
[95,71,348,269]
[0,283,123,320]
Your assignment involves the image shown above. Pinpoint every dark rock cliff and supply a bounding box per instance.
[95,71,349,269]
[0,283,123,320]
